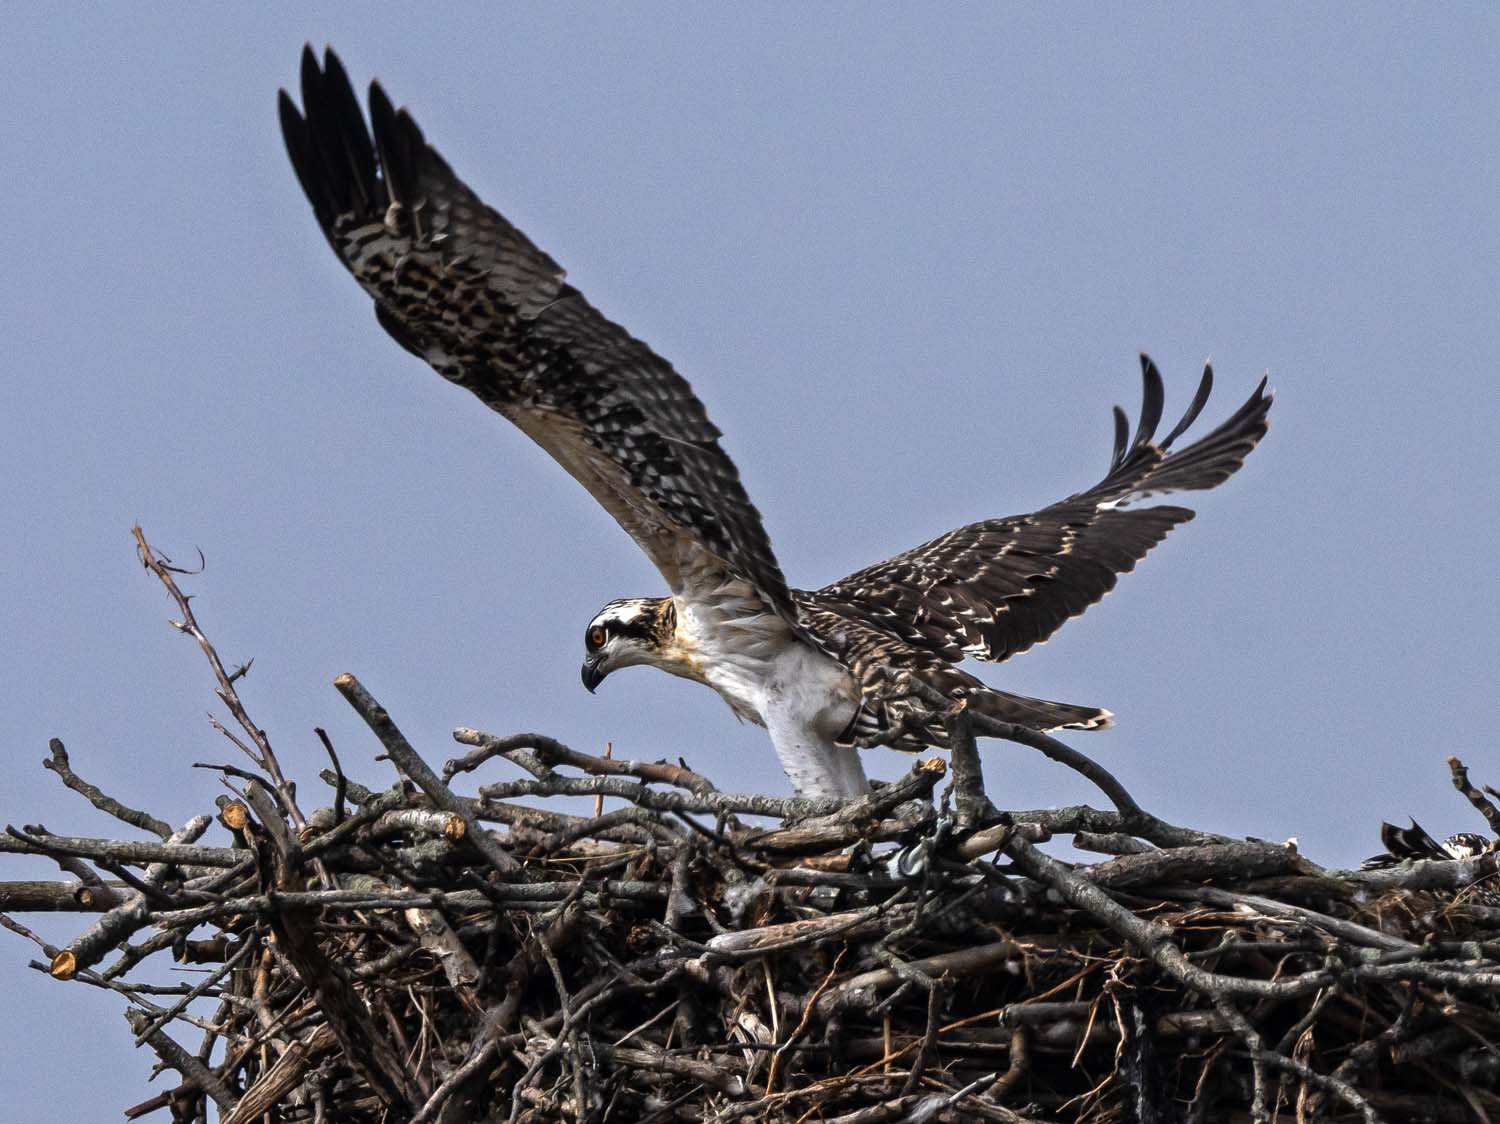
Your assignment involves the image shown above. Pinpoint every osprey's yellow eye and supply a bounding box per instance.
[588,626,607,649]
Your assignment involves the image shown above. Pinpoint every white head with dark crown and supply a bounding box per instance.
[579,597,677,692]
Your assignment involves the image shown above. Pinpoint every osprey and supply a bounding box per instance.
[280,48,1271,800]
[1363,821,1499,869]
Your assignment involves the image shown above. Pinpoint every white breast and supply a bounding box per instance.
[663,571,868,798]
[672,584,857,738]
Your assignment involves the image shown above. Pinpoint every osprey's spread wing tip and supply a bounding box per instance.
[811,357,1275,678]
[1114,355,1245,478]
[1104,358,1272,502]
[1158,361,1213,448]
[279,46,385,247]
[280,46,446,251]
[1131,353,1166,456]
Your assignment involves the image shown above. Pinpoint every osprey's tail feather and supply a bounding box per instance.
[838,681,1112,753]
[966,687,1114,734]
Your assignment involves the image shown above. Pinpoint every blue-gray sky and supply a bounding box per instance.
[3,8,1498,1119]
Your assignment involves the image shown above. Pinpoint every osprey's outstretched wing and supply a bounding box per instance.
[279,48,795,623]
[807,358,1271,669]
[798,594,1113,750]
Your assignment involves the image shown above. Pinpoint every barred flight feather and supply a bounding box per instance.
[280,47,796,627]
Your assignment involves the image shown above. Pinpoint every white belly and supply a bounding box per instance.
[675,599,854,731]
[672,589,867,798]
[712,641,859,734]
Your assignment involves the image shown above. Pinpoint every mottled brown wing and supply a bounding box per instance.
[807,358,1271,667]
[279,47,794,621]
[798,600,1111,750]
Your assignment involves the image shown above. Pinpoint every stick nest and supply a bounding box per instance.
[3,531,1499,1124]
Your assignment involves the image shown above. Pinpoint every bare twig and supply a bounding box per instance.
[43,739,172,839]
[133,527,306,828]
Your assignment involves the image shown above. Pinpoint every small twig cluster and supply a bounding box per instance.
[3,529,1499,1124]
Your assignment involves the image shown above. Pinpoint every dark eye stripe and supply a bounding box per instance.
[587,605,660,649]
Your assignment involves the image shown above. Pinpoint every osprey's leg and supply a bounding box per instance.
[945,703,1001,830]
[764,709,870,801]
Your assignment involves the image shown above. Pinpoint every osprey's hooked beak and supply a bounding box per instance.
[581,655,607,694]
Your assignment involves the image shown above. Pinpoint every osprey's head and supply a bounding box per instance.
[580,597,675,693]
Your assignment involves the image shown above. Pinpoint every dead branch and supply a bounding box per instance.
[3,528,1499,1123]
